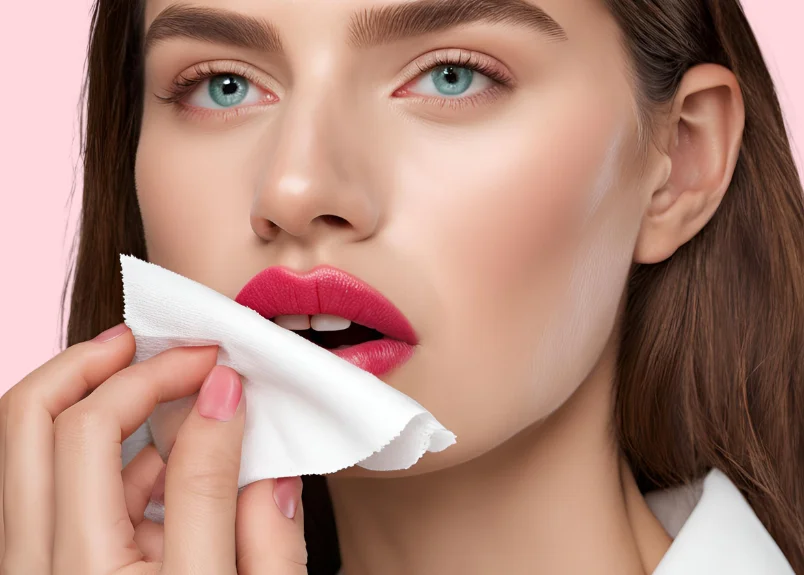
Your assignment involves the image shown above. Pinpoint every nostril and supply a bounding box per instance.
[319,215,350,228]
[251,216,281,242]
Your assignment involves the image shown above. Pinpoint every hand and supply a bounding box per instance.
[0,323,307,574]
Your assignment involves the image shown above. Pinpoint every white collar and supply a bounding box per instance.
[647,468,794,574]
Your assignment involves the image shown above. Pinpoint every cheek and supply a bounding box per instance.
[134,111,262,291]
[387,108,643,467]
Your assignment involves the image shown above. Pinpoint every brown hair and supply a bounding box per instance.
[64,0,804,572]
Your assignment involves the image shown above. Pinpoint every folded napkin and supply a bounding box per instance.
[120,255,456,488]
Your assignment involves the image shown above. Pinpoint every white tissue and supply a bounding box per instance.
[120,255,456,488]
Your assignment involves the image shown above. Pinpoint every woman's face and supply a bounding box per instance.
[137,0,654,474]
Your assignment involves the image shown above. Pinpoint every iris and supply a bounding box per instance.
[430,66,474,96]
[208,74,249,107]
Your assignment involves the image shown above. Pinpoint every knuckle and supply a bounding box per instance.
[181,466,237,502]
[53,406,109,448]
[1,389,41,435]
[1,387,32,421]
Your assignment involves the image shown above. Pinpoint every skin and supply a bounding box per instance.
[139,0,746,571]
[0,332,307,573]
[2,0,745,573]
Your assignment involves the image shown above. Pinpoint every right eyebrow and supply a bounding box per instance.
[143,0,567,60]
[143,4,284,59]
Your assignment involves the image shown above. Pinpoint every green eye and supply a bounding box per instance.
[208,74,250,107]
[430,66,474,96]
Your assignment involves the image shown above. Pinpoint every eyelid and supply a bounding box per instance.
[394,48,516,92]
[157,59,279,105]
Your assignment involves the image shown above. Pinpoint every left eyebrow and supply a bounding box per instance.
[348,0,568,48]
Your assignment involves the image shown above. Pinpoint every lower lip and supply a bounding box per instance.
[329,338,415,377]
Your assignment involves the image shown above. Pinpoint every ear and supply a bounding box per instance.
[633,63,745,264]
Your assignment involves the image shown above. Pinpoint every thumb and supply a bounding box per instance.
[236,476,307,574]
[161,364,246,574]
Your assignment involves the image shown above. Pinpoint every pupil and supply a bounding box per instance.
[221,77,238,95]
[442,67,459,84]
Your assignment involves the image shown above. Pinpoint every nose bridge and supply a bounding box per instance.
[252,83,377,240]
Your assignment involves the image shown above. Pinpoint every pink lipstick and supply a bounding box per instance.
[235,266,417,377]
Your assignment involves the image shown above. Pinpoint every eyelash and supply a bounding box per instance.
[156,61,266,107]
[396,50,514,110]
[155,50,514,119]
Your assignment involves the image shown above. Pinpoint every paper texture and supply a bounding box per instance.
[120,255,456,488]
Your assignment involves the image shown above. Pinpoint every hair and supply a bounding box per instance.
[63,0,804,572]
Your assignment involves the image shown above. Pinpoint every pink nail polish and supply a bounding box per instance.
[196,366,242,422]
[273,476,303,519]
[92,322,129,343]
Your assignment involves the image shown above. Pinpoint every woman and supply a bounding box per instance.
[1,0,802,573]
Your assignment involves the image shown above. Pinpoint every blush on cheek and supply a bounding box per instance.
[523,129,638,416]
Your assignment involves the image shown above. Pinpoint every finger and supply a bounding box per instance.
[236,477,307,574]
[1,323,135,571]
[122,443,165,527]
[123,445,166,564]
[161,365,245,574]
[133,517,164,563]
[52,345,219,575]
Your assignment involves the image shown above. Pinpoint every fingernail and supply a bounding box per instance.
[92,322,129,343]
[196,366,242,422]
[273,476,303,520]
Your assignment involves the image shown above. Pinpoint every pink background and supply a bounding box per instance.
[1,1,802,393]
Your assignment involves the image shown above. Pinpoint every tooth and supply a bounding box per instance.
[273,315,311,330]
[311,314,352,332]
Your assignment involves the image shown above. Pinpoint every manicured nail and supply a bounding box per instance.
[196,366,242,422]
[273,476,303,520]
[92,322,129,343]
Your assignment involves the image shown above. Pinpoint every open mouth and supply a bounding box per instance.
[271,314,385,350]
[235,266,417,377]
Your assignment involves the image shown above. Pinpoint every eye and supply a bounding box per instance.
[393,49,514,104]
[408,65,495,98]
[156,61,279,115]
[185,74,270,109]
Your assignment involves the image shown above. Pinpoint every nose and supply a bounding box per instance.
[250,93,379,243]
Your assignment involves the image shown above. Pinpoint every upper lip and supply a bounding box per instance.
[234,266,418,345]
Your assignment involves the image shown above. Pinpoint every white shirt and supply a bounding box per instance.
[647,468,794,574]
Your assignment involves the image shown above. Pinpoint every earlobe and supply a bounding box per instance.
[634,64,745,264]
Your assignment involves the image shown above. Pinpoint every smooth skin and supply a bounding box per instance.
[1,0,746,573]
[0,325,306,574]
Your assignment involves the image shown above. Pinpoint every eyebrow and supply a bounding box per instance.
[144,4,283,58]
[143,0,567,59]
[348,0,568,47]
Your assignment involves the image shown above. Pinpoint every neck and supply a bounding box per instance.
[327,344,672,575]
